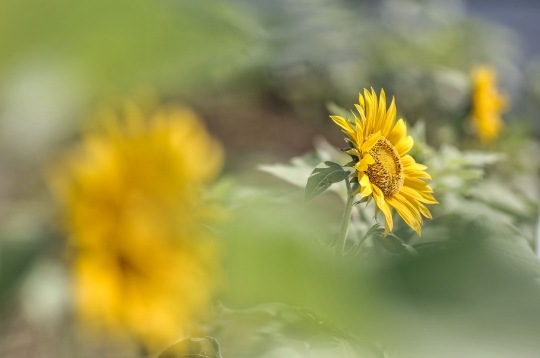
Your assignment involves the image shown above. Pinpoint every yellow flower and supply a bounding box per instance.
[50,102,223,347]
[471,66,508,143]
[331,89,437,236]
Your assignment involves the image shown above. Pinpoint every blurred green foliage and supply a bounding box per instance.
[217,193,540,357]
[0,0,258,93]
[1,0,540,357]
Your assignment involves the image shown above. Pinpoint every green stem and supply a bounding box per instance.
[337,177,355,256]
[348,230,371,257]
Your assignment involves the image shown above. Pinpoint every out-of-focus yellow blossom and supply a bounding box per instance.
[331,89,437,236]
[471,66,508,143]
[50,102,223,347]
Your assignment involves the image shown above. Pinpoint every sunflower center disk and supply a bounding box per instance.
[366,137,404,197]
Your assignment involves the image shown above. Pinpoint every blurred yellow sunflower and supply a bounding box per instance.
[50,102,223,347]
[331,89,437,236]
[471,66,508,143]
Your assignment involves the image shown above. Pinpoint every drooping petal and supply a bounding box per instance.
[372,184,393,234]
[400,191,433,219]
[397,194,423,224]
[387,194,422,236]
[417,201,433,219]
[400,185,438,204]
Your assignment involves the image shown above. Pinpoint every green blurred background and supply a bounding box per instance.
[2,0,540,357]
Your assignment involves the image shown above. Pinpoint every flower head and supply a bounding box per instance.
[50,102,223,346]
[331,89,437,236]
[471,66,508,143]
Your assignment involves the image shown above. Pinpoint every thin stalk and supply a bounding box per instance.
[347,230,371,257]
[336,177,355,256]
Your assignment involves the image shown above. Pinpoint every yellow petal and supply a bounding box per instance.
[384,222,391,237]
[362,90,373,134]
[400,185,438,204]
[358,93,365,109]
[395,136,414,156]
[346,148,361,157]
[400,191,433,219]
[417,202,433,219]
[373,89,387,133]
[372,184,393,233]
[404,177,433,193]
[403,164,433,184]
[361,130,381,153]
[363,153,375,165]
[359,174,372,198]
[386,119,407,146]
[381,97,396,137]
[330,116,355,136]
[387,194,422,236]
[354,153,375,172]
[354,116,364,144]
[401,154,415,166]
[402,155,427,171]
[354,162,366,172]
[359,173,369,185]
[354,104,366,122]
[370,88,379,128]
[404,168,432,180]
[360,186,372,198]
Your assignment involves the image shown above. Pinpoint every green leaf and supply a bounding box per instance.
[304,161,351,204]
[158,337,222,358]
[375,233,418,256]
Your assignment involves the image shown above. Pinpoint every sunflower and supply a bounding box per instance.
[330,89,437,236]
[50,102,223,347]
[471,66,508,143]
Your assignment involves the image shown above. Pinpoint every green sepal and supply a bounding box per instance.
[352,195,368,206]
